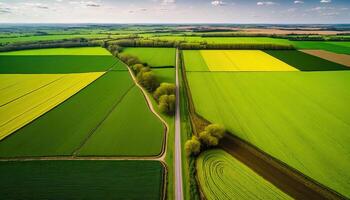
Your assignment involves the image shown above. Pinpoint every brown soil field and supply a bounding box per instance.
[301,50,350,67]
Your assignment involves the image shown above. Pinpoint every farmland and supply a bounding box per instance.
[0,47,112,55]
[120,47,176,67]
[200,50,297,71]
[152,36,350,54]
[0,72,103,141]
[1,22,350,200]
[0,160,164,199]
[196,149,291,200]
[184,50,349,72]
[186,70,350,197]
[0,71,164,157]
[301,50,350,67]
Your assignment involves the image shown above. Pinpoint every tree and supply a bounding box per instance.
[198,124,226,147]
[132,64,145,74]
[158,94,176,115]
[205,124,225,139]
[153,83,176,100]
[137,71,159,92]
[199,131,219,147]
[185,136,201,156]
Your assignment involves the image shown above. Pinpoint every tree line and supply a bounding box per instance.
[0,38,100,52]
[116,51,176,116]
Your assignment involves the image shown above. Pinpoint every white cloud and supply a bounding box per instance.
[320,0,331,3]
[257,1,276,6]
[211,1,226,6]
[22,3,49,9]
[161,0,175,5]
[294,1,304,4]
[69,1,101,7]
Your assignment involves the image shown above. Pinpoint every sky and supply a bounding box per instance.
[0,0,349,24]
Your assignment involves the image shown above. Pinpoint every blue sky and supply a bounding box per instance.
[0,0,349,23]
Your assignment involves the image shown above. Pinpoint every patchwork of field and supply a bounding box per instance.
[0,47,127,73]
[0,160,164,199]
[196,149,291,200]
[301,50,350,67]
[0,47,112,55]
[0,34,107,44]
[291,41,350,55]
[77,86,164,156]
[265,50,349,71]
[200,50,297,71]
[184,50,348,72]
[155,36,350,54]
[0,73,104,141]
[186,71,350,197]
[0,71,164,157]
[120,47,176,67]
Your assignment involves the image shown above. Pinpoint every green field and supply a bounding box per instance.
[0,160,164,199]
[0,55,126,73]
[120,47,176,67]
[291,41,350,54]
[184,50,348,72]
[0,47,111,55]
[77,86,164,156]
[0,34,107,44]
[153,68,175,83]
[154,36,291,45]
[197,149,291,200]
[265,50,349,71]
[154,36,350,54]
[183,50,208,71]
[0,71,164,157]
[187,71,350,197]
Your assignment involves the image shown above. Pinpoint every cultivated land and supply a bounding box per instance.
[184,50,348,72]
[0,72,103,141]
[265,50,349,71]
[0,160,164,199]
[153,68,176,83]
[186,71,350,197]
[120,47,176,67]
[0,47,112,55]
[200,50,297,71]
[197,149,291,200]
[0,56,125,73]
[0,71,164,157]
[77,86,165,156]
[301,50,350,67]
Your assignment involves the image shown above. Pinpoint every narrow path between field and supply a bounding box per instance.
[174,48,184,200]
[125,67,169,161]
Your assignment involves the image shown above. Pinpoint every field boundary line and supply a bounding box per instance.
[0,75,66,107]
[0,156,166,161]
[181,49,346,200]
[126,66,169,161]
[72,84,136,156]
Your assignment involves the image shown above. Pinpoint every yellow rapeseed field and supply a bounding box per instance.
[0,72,104,141]
[200,50,298,71]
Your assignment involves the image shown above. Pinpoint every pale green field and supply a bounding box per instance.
[0,47,111,55]
[187,71,350,198]
[197,149,291,200]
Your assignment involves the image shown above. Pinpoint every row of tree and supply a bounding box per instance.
[0,38,100,52]
[116,51,177,116]
[185,124,226,156]
[106,38,295,50]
